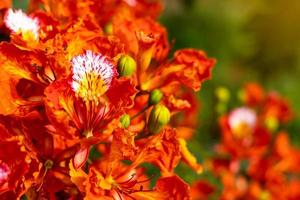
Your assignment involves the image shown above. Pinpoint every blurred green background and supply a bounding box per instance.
[160,0,300,194]
[13,0,300,198]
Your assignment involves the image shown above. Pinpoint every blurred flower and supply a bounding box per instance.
[228,107,257,139]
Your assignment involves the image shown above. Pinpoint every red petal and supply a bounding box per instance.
[73,147,90,170]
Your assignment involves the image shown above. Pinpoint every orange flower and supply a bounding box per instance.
[73,162,165,200]
[111,7,169,61]
[0,42,53,116]
[45,50,136,139]
[241,83,293,127]
[33,0,163,26]
[0,135,34,198]
[69,129,189,199]
[0,112,83,198]
[0,1,218,198]
[262,92,293,124]
[141,49,215,91]
[246,132,300,200]
[134,128,181,176]
[242,82,265,106]
[217,107,271,160]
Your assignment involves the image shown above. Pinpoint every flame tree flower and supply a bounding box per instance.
[209,83,298,200]
[0,0,216,199]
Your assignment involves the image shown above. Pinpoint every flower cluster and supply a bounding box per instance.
[204,83,299,200]
[0,0,215,199]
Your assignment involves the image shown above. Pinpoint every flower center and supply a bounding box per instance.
[71,50,116,102]
[5,9,39,40]
[228,107,257,138]
[98,175,115,190]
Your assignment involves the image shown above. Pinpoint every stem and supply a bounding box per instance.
[131,105,151,120]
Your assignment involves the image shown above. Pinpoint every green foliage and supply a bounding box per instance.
[13,0,29,9]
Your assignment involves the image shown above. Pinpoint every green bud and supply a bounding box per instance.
[149,89,163,105]
[264,116,278,132]
[118,55,137,77]
[103,22,113,35]
[238,89,246,103]
[120,114,131,128]
[148,105,170,134]
[215,87,230,102]
[215,103,227,115]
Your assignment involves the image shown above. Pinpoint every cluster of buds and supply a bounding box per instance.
[0,0,215,199]
[205,83,300,200]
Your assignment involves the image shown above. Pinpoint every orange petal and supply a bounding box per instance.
[178,138,203,174]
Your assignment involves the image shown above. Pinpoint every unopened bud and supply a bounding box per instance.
[238,89,246,103]
[264,116,278,132]
[149,89,163,105]
[148,105,170,134]
[215,87,230,102]
[118,55,137,77]
[215,103,227,114]
[120,114,131,128]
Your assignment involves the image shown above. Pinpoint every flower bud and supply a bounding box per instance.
[264,116,278,132]
[238,89,246,103]
[120,114,131,128]
[215,103,227,115]
[148,105,170,134]
[215,87,230,102]
[118,55,136,77]
[149,89,163,105]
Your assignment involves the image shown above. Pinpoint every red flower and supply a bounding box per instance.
[45,50,136,139]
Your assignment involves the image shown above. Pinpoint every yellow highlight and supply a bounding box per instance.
[98,175,114,190]
[18,30,38,42]
[232,122,252,139]
[75,72,108,102]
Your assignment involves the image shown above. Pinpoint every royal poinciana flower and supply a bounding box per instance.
[208,83,298,200]
[0,0,219,199]
[0,135,37,199]
[45,50,136,139]
[69,128,190,199]
[210,131,300,200]
[228,107,257,139]
[215,83,294,161]
[241,82,293,127]
[217,107,271,160]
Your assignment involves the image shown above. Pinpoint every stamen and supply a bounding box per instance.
[71,50,116,102]
[4,9,39,40]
